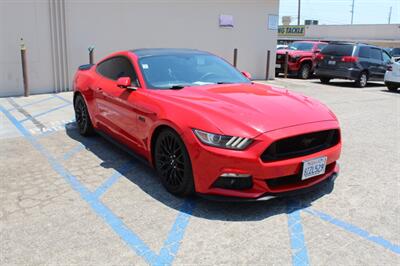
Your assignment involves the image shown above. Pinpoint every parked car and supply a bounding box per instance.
[315,42,392,87]
[275,41,328,79]
[389,48,400,60]
[384,59,400,91]
[73,48,341,200]
[277,44,288,50]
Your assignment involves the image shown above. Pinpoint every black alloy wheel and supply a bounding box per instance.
[74,94,94,136]
[154,129,194,197]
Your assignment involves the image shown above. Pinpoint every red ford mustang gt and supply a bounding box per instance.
[73,48,341,200]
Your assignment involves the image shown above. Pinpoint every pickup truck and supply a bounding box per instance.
[276,41,328,79]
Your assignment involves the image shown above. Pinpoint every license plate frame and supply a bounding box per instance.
[301,156,327,180]
[328,60,336,65]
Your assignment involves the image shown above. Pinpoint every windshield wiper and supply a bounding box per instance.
[216,82,233,84]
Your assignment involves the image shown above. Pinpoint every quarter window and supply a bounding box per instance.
[97,56,137,83]
[358,47,370,58]
[369,48,382,61]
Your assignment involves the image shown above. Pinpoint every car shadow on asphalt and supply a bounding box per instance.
[380,89,400,94]
[65,124,335,222]
[310,80,384,88]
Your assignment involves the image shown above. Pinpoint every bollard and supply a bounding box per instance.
[265,50,271,80]
[233,48,238,67]
[88,45,95,64]
[20,38,29,97]
[284,51,289,78]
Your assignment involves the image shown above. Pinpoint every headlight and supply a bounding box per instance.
[193,129,252,150]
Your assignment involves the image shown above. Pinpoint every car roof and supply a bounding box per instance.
[328,42,379,48]
[130,48,210,58]
[293,41,327,44]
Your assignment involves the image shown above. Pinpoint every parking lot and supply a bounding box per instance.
[1,78,399,265]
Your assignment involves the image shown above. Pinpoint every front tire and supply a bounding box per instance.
[298,63,311,79]
[320,77,331,84]
[387,84,399,92]
[74,94,95,136]
[355,72,368,88]
[154,129,195,197]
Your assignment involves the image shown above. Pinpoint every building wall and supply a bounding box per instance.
[279,24,400,47]
[0,1,54,97]
[0,0,279,97]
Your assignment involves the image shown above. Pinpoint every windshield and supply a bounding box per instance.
[138,54,250,89]
[288,42,314,51]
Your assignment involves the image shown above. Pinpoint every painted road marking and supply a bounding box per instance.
[1,104,195,265]
[287,200,310,266]
[304,208,400,255]
[7,98,46,131]
[19,102,71,123]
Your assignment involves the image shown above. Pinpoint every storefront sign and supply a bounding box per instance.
[278,26,305,36]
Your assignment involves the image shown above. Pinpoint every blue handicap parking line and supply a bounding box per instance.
[52,93,73,104]
[19,102,71,123]
[157,200,196,265]
[7,96,55,111]
[304,208,400,255]
[287,201,310,266]
[62,143,86,161]
[92,161,136,198]
[1,104,195,266]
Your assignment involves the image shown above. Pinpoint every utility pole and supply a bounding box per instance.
[388,6,392,24]
[351,0,355,24]
[297,0,301,25]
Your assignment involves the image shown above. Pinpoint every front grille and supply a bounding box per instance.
[261,129,340,162]
[266,162,335,190]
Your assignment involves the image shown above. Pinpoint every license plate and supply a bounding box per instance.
[276,64,281,68]
[328,60,336,65]
[301,156,327,180]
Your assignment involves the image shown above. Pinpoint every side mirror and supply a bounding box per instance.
[117,77,136,90]
[242,71,252,79]
[314,49,321,53]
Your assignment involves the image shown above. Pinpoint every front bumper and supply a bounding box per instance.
[182,121,341,199]
[276,60,301,74]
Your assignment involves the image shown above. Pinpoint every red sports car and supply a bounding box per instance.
[73,48,341,200]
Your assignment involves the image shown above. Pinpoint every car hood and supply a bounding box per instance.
[154,83,337,138]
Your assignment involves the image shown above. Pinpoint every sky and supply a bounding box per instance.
[279,0,400,25]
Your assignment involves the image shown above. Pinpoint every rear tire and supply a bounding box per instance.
[298,63,311,79]
[74,94,95,136]
[355,72,368,88]
[320,77,331,84]
[154,129,195,197]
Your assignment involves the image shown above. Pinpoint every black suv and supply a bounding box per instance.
[315,42,392,87]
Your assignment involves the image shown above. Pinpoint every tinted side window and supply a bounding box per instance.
[97,57,137,82]
[358,47,370,58]
[369,48,382,60]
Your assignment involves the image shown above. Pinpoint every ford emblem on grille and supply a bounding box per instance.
[301,137,315,147]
